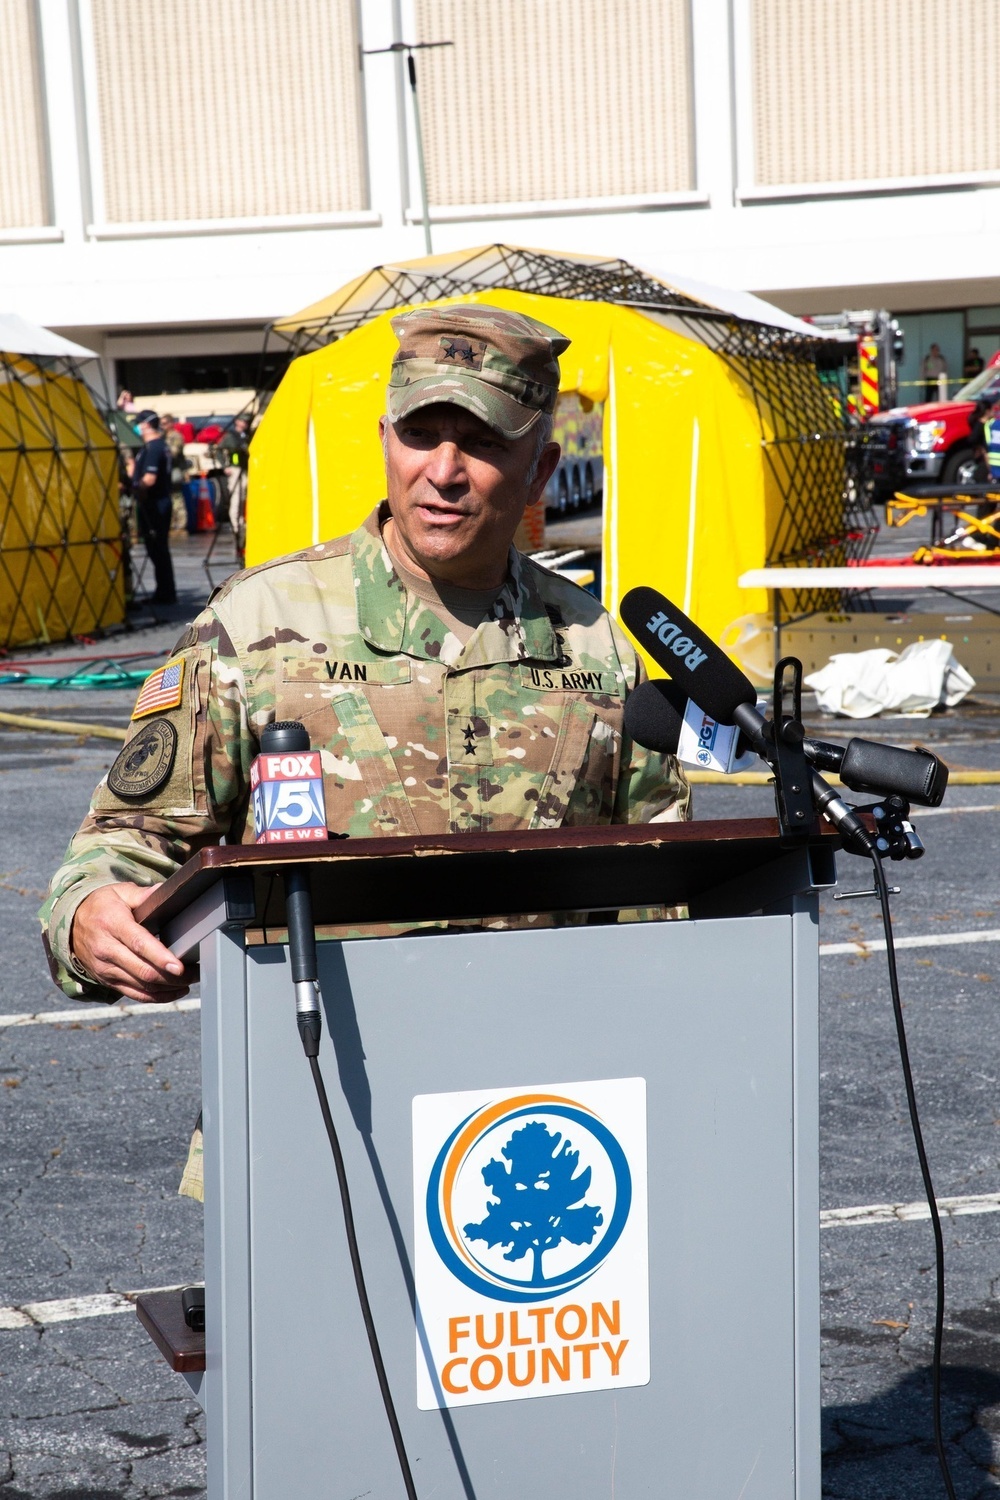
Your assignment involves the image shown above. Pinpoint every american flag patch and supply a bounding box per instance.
[131,658,185,720]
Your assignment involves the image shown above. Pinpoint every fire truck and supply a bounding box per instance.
[803,308,904,418]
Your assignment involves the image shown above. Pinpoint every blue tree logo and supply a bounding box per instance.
[463,1120,603,1285]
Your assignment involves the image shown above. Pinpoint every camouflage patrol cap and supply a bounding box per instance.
[387,303,570,439]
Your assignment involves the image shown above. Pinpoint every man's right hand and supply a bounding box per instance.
[71,883,191,1002]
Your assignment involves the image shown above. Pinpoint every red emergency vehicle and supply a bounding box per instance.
[865,352,1000,498]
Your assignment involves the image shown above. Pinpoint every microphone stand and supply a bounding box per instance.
[734,657,900,860]
[767,656,820,844]
[744,659,956,1494]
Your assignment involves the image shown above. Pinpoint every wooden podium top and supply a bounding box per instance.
[136,819,840,935]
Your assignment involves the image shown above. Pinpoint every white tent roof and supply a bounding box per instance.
[0,313,97,359]
[274,245,839,343]
[636,264,834,340]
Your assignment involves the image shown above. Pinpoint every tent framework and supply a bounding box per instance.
[0,352,124,650]
[259,244,873,617]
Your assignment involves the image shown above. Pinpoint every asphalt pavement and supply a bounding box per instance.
[3,527,1000,1495]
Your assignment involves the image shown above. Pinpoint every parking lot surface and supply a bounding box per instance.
[2,541,1000,1495]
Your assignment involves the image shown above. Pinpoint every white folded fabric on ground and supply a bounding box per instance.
[804,639,975,718]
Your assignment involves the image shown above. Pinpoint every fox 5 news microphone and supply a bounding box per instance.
[251,728,328,843]
[619,586,875,853]
[254,721,327,1055]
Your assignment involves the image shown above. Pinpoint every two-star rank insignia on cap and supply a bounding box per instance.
[439,336,486,369]
[131,657,185,720]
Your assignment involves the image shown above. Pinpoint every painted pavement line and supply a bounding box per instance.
[821,1193,1000,1229]
[820,928,1000,957]
[6,1192,1000,1329]
[0,996,201,1028]
[0,1283,192,1330]
[911,802,1000,817]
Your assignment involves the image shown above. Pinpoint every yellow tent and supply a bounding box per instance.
[249,246,848,659]
[0,321,123,649]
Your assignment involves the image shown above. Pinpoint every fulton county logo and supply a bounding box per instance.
[426,1092,632,1304]
[414,1079,649,1409]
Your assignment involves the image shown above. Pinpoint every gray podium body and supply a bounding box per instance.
[144,819,837,1500]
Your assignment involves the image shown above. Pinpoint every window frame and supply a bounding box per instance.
[77,0,377,237]
[732,0,1000,203]
[401,0,702,219]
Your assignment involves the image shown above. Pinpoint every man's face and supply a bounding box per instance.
[138,421,158,443]
[380,404,559,588]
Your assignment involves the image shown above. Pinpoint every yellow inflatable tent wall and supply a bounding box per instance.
[248,287,838,660]
[0,354,123,648]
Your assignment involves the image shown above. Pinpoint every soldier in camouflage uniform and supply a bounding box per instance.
[40,304,689,1005]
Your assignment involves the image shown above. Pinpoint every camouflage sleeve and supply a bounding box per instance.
[611,644,691,826]
[38,608,253,1001]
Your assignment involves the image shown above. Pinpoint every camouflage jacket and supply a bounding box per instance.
[40,506,690,1000]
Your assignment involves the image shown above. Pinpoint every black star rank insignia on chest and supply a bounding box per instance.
[462,721,478,757]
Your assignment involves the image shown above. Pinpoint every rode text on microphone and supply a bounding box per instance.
[643,610,709,673]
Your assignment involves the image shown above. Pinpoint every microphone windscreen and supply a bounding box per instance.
[623,679,684,754]
[619,586,756,725]
[839,739,949,807]
[260,719,310,754]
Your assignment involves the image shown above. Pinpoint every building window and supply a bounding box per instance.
[0,0,50,228]
[115,351,290,395]
[750,0,1000,187]
[414,0,694,207]
[89,0,367,224]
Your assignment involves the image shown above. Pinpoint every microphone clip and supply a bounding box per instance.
[862,795,925,862]
[770,657,821,846]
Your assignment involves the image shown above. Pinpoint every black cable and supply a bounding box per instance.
[870,850,958,1500]
[307,1052,418,1500]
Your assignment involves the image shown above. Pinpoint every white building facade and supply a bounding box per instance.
[4,0,999,399]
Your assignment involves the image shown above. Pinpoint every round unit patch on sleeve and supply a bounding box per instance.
[107,719,178,800]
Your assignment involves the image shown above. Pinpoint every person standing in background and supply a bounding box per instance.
[161,413,189,531]
[125,410,177,604]
[922,344,947,400]
[964,347,985,380]
[221,414,251,540]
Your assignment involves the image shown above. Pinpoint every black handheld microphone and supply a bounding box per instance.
[624,679,684,755]
[806,737,948,807]
[257,720,323,1056]
[619,587,875,852]
[624,678,753,770]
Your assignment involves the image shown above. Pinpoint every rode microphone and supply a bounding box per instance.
[619,587,757,727]
[251,720,328,843]
[620,587,875,853]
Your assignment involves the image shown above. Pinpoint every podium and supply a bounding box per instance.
[137,819,838,1500]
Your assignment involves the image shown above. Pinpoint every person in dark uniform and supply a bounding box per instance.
[125,410,177,604]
